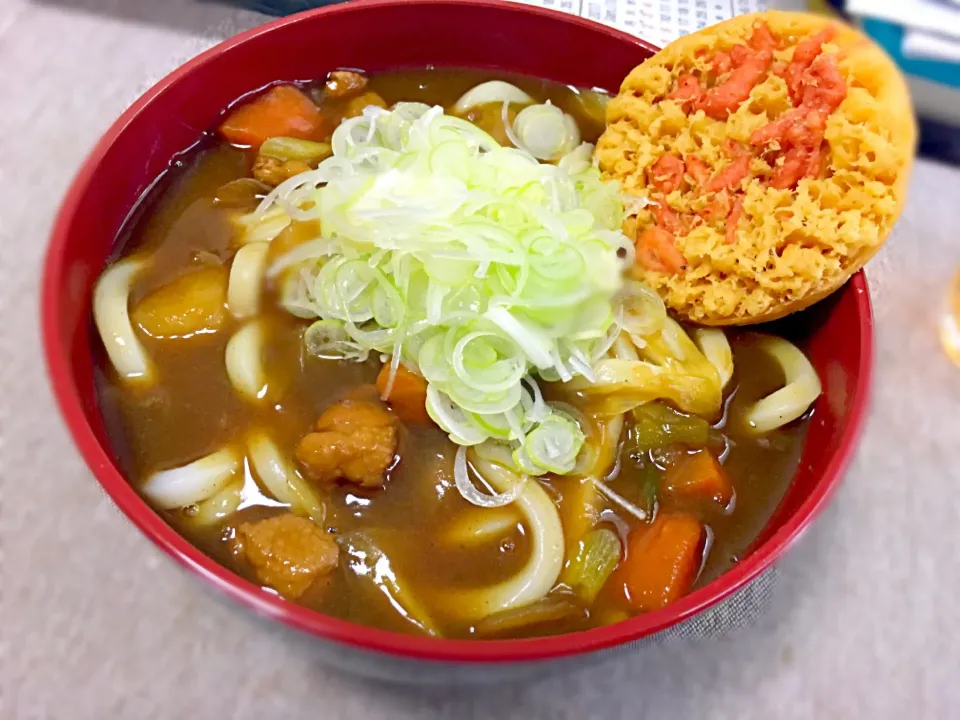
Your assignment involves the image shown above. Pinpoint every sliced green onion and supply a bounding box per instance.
[523,413,585,474]
[511,103,580,161]
[248,103,628,470]
[303,319,368,361]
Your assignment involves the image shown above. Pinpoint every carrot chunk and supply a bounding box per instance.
[649,155,685,194]
[704,154,751,193]
[770,146,810,190]
[651,201,684,235]
[619,513,705,612]
[635,226,687,274]
[219,85,326,148]
[375,363,430,425]
[799,54,847,115]
[663,449,734,507]
[667,74,704,106]
[725,196,744,245]
[783,27,837,104]
[694,46,773,120]
[747,21,779,53]
[685,155,711,187]
[712,52,733,75]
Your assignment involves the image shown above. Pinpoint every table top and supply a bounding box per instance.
[4,1,959,717]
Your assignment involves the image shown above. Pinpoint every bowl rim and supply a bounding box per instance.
[41,0,874,664]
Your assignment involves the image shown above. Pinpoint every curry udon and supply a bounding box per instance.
[92,68,817,639]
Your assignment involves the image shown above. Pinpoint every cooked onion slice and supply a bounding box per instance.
[453,81,532,113]
[225,320,268,402]
[340,532,441,636]
[246,430,326,525]
[92,258,153,383]
[743,335,822,433]
[141,447,241,509]
[227,242,269,318]
[692,328,734,389]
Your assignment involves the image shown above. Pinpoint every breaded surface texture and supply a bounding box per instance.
[596,11,916,325]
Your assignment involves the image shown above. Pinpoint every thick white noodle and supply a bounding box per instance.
[246,430,326,525]
[743,335,822,433]
[444,508,520,548]
[141,447,241,509]
[92,258,153,383]
[188,478,244,526]
[224,320,268,402]
[444,455,564,620]
[227,242,269,318]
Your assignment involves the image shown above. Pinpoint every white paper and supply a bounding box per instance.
[846,0,960,42]
[509,0,766,49]
[903,29,960,63]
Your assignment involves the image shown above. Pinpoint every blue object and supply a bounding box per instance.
[862,18,960,90]
[222,0,344,15]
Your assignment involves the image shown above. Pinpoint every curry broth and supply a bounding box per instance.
[95,68,807,638]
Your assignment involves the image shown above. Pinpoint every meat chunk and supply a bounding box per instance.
[231,515,339,599]
[296,397,398,488]
[325,70,368,98]
[252,155,312,187]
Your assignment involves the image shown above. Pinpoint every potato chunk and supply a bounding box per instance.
[132,265,228,339]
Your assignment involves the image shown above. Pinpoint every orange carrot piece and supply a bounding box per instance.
[685,155,711,187]
[704,154,751,193]
[748,21,779,53]
[770,146,809,190]
[375,363,430,425]
[694,46,773,120]
[219,85,326,148]
[784,27,836,103]
[799,54,847,115]
[698,190,731,223]
[725,196,744,245]
[712,52,733,75]
[635,226,687,275]
[649,155,685,194]
[651,201,684,235]
[663,449,734,507]
[619,513,705,612]
[667,74,704,105]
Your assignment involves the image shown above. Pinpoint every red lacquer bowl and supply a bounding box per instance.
[41,0,872,682]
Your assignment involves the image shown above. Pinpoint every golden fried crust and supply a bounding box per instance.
[596,11,916,325]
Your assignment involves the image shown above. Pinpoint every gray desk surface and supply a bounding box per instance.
[3,1,958,717]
